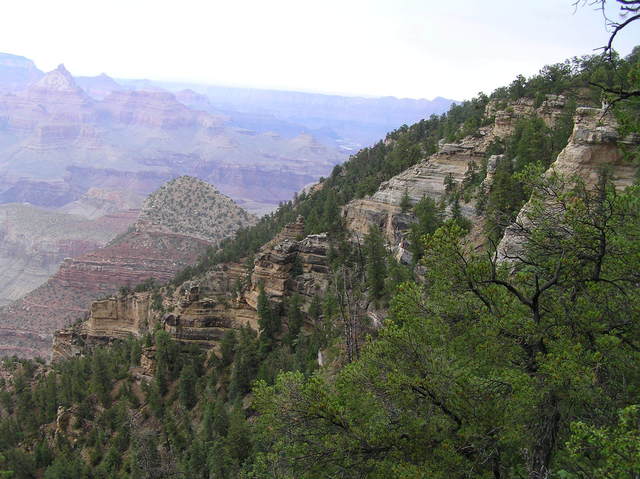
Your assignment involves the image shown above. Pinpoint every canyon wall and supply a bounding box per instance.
[53,217,331,361]
[0,177,256,358]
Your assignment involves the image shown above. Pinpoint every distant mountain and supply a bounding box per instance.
[76,73,124,100]
[0,52,455,215]
[0,52,43,93]
[149,79,457,146]
[0,61,344,214]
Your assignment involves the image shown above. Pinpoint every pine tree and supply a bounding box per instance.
[178,363,197,409]
[400,188,411,213]
[364,225,387,304]
[257,285,281,353]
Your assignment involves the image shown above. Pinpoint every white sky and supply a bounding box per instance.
[0,0,637,100]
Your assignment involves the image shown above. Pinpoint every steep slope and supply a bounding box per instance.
[341,95,569,256]
[0,204,138,306]
[0,177,256,358]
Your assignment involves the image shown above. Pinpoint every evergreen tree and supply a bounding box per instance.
[399,188,411,213]
[257,285,281,354]
[178,363,197,409]
[364,225,387,304]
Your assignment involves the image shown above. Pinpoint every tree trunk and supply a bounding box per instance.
[528,394,561,479]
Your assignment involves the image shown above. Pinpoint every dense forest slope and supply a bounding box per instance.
[0,47,638,478]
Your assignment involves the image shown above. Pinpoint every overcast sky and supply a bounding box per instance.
[1,0,637,100]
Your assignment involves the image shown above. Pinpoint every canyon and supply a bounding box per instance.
[0,176,256,358]
[0,52,452,317]
[50,94,640,365]
[0,52,454,215]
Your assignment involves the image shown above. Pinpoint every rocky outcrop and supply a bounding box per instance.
[245,216,330,309]
[497,107,638,260]
[52,217,331,361]
[52,292,151,360]
[342,95,569,258]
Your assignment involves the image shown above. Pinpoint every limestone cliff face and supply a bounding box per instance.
[52,292,152,360]
[342,95,568,258]
[497,107,637,260]
[52,217,331,361]
[245,216,330,309]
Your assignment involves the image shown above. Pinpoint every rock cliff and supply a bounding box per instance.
[342,95,568,258]
[52,217,331,361]
[497,106,638,260]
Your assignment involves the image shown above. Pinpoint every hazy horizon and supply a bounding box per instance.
[2,0,638,101]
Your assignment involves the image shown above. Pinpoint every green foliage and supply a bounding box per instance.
[178,363,197,409]
[408,195,444,261]
[229,326,260,399]
[399,188,412,213]
[564,405,640,478]
[252,176,640,478]
[364,225,388,305]
[256,286,281,354]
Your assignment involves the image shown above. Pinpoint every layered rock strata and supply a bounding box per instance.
[53,217,331,361]
[342,96,568,259]
[498,107,638,260]
[1,177,255,358]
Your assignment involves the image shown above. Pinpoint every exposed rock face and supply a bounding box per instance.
[1,177,255,358]
[342,95,568,257]
[52,217,331,362]
[52,292,151,360]
[245,216,330,309]
[497,107,637,260]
